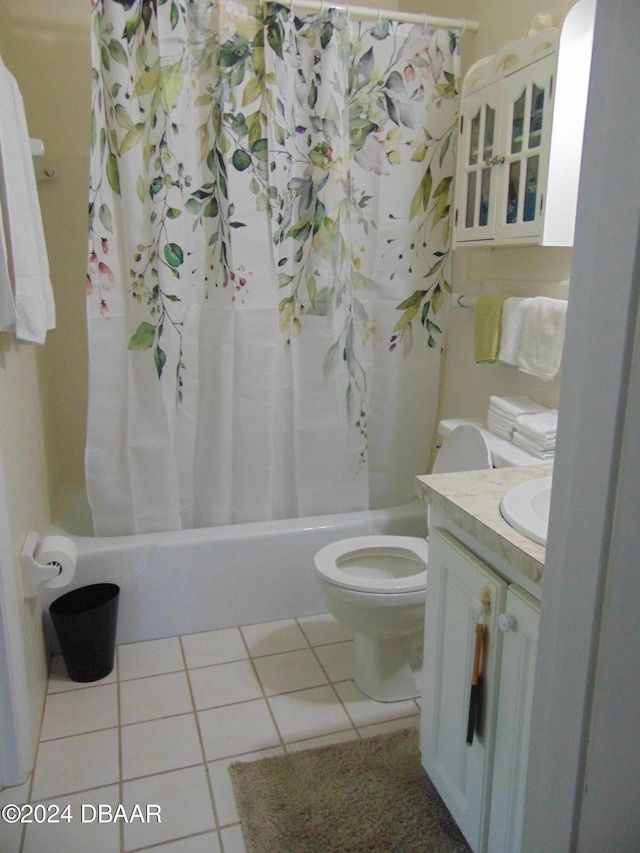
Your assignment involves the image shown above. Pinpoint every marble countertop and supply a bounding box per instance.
[415,463,552,586]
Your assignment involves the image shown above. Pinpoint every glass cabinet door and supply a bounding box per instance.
[453,48,557,246]
[455,85,502,242]
[496,54,556,241]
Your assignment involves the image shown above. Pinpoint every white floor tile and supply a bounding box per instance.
[297,613,353,645]
[313,640,354,682]
[208,747,283,826]
[144,831,222,852]
[334,680,419,728]
[39,683,118,741]
[358,714,421,739]
[122,765,215,850]
[198,700,280,761]
[219,823,247,853]
[121,714,203,779]
[31,620,423,853]
[31,729,119,800]
[253,648,329,695]
[118,637,184,681]
[240,618,308,656]
[48,654,117,693]
[267,685,352,743]
[284,728,360,752]
[120,670,193,725]
[182,627,247,669]
[189,660,263,710]
[22,785,120,853]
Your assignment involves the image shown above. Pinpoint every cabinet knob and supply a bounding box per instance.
[498,613,517,633]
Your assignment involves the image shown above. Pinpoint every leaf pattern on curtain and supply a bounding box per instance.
[86,0,459,533]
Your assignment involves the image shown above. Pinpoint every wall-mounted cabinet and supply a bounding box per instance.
[454,37,557,245]
[453,0,596,248]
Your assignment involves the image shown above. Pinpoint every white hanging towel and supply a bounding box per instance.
[517,297,567,380]
[0,54,55,344]
[498,296,532,365]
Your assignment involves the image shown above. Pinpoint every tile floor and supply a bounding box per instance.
[1,614,421,853]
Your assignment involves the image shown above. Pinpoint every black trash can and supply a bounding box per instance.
[50,584,119,682]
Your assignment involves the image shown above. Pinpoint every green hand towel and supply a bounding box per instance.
[474,295,509,363]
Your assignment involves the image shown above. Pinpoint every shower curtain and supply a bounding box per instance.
[86,0,459,535]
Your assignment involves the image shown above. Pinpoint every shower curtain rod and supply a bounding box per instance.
[227,0,479,32]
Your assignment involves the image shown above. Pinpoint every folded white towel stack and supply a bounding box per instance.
[517,297,567,380]
[512,408,558,459]
[487,395,549,441]
[498,297,532,366]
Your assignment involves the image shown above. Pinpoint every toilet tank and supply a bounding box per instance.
[437,418,548,468]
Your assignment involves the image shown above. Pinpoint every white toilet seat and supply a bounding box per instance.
[314,535,428,594]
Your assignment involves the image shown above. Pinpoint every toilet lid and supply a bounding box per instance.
[432,424,492,474]
[314,536,428,593]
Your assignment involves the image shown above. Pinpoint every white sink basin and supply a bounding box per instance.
[500,476,552,546]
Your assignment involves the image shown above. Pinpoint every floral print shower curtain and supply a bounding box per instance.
[86,0,459,535]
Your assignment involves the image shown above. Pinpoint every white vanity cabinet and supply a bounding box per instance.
[488,583,540,853]
[420,526,540,853]
[453,30,558,247]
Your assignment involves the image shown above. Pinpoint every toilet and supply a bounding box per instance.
[314,420,534,702]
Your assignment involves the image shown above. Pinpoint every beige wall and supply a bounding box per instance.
[0,0,90,778]
[2,0,91,509]
[0,340,51,777]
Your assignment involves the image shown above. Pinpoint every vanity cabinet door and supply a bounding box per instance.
[488,585,540,853]
[420,527,507,852]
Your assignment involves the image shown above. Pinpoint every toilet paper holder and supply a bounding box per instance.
[20,531,78,599]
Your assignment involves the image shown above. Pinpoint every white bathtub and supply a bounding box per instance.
[41,499,428,647]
